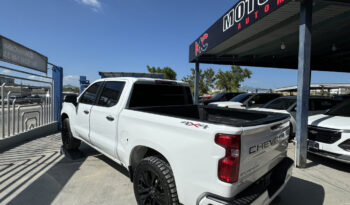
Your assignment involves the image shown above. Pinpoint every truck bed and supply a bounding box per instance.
[129,105,290,127]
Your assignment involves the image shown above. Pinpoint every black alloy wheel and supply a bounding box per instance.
[133,156,179,205]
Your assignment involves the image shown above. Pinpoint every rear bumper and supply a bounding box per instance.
[198,157,294,205]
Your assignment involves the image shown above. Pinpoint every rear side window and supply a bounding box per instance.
[252,94,280,104]
[312,99,336,111]
[129,83,193,107]
[79,82,102,105]
[97,81,125,107]
[264,98,296,110]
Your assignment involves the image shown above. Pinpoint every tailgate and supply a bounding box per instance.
[237,118,290,191]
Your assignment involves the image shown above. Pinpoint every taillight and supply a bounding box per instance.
[215,134,240,183]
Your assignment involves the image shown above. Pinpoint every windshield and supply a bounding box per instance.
[264,98,296,110]
[326,100,350,117]
[230,93,251,103]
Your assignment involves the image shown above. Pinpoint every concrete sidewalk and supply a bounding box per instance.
[275,145,350,205]
[0,134,136,205]
[0,134,349,205]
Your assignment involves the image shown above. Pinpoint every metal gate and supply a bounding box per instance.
[0,65,54,139]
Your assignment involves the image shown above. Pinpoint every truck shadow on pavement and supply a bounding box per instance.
[5,142,133,205]
[94,154,130,178]
[273,177,325,205]
[5,147,88,205]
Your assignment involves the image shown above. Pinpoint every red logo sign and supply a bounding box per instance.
[195,33,209,56]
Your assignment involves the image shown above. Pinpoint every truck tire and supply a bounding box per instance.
[133,156,179,205]
[61,118,81,150]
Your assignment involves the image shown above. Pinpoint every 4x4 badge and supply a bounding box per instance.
[181,121,209,129]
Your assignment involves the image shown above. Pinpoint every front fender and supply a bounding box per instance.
[61,103,78,136]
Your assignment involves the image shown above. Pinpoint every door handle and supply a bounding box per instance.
[106,116,114,121]
[84,110,89,114]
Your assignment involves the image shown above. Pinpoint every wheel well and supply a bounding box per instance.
[129,146,169,181]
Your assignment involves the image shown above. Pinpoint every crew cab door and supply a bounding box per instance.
[89,81,126,158]
[75,82,103,143]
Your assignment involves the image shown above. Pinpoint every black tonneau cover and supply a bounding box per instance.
[129,105,289,127]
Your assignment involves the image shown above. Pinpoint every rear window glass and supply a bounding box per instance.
[129,83,193,107]
[209,93,225,101]
[231,93,251,102]
[264,98,296,110]
[251,94,280,104]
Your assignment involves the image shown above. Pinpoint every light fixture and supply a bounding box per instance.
[281,41,286,50]
[332,44,337,52]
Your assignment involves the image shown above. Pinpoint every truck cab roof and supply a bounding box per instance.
[93,77,189,86]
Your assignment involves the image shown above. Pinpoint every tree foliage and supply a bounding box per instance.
[215,65,252,92]
[63,87,79,93]
[147,65,177,80]
[182,68,215,96]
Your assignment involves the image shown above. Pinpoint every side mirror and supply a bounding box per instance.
[64,95,78,106]
[250,100,256,105]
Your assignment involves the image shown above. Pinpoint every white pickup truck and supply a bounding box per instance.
[61,77,293,205]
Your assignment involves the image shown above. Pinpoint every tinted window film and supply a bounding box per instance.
[129,83,193,107]
[313,99,336,111]
[327,100,350,117]
[231,93,251,102]
[97,81,125,107]
[252,94,280,104]
[210,93,225,101]
[79,82,102,105]
[224,93,234,101]
[264,98,296,110]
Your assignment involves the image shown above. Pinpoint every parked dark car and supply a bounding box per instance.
[263,96,339,118]
[333,94,350,101]
[259,96,339,140]
[208,93,282,109]
[202,92,243,105]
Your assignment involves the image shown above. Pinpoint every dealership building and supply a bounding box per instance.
[189,0,350,167]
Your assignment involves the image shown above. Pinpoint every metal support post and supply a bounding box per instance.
[52,66,63,129]
[12,99,16,135]
[194,62,200,104]
[7,91,12,137]
[295,0,313,168]
[1,83,5,138]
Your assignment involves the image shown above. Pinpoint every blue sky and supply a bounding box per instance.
[0,0,349,89]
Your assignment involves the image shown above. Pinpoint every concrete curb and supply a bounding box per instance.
[0,122,59,152]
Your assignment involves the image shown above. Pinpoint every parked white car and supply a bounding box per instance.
[209,93,281,109]
[308,99,350,164]
[61,77,293,205]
